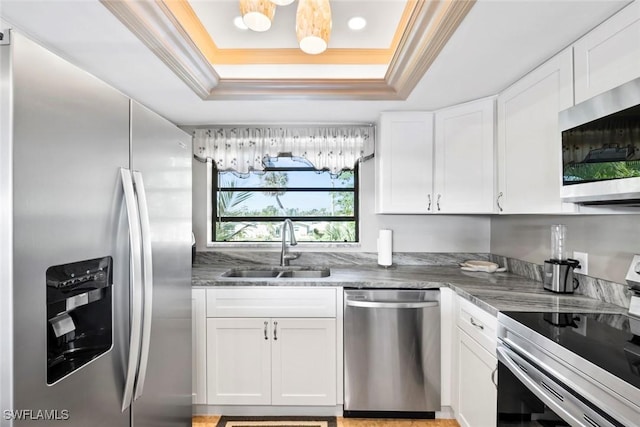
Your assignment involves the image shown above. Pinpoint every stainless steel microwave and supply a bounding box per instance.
[559,77,640,203]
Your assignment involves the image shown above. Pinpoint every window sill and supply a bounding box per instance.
[205,241,361,250]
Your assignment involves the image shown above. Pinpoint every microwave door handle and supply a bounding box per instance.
[120,168,144,412]
[132,171,153,401]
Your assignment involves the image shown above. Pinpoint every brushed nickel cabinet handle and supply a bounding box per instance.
[497,192,504,212]
[470,317,484,330]
[427,194,431,211]
[273,321,278,341]
[264,321,268,340]
[491,366,498,388]
[437,194,441,211]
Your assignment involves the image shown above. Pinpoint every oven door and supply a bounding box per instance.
[496,344,621,427]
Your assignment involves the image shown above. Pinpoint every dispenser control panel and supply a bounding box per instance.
[46,256,113,384]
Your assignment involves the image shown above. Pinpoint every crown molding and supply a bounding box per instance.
[100,0,475,101]
[100,0,219,98]
[206,78,402,101]
[387,0,476,99]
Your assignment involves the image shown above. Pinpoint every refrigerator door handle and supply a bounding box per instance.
[120,168,144,412]
[132,170,153,401]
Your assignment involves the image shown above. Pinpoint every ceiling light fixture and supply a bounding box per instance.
[347,16,366,31]
[296,0,332,55]
[270,0,295,5]
[239,0,276,32]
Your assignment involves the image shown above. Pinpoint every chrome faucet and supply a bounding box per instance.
[280,219,300,266]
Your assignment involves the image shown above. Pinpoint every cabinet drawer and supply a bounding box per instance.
[457,298,497,355]
[207,287,337,318]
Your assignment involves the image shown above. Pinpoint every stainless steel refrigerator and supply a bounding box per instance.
[0,30,192,427]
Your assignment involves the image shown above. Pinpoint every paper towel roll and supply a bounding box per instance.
[377,229,393,267]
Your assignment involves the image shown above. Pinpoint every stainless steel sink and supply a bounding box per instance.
[221,269,280,278]
[278,268,331,278]
[221,267,330,278]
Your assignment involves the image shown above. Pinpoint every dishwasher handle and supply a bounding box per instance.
[345,298,439,309]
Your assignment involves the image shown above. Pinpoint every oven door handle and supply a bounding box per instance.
[497,345,583,426]
[497,345,620,427]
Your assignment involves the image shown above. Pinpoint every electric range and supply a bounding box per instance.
[497,310,640,426]
[495,257,640,426]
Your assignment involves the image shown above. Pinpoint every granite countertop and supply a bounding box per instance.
[192,263,628,316]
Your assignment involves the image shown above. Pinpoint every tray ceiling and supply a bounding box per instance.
[0,0,631,124]
[100,0,476,100]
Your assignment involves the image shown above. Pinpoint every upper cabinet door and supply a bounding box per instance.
[574,1,640,104]
[376,112,435,214]
[497,48,575,214]
[434,98,496,214]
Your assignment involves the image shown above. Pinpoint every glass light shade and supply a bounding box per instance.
[270,0,295,5]
[296,0,331,55]
[240,0,276,32]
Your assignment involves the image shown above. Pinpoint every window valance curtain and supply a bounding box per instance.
[193,125,374,175]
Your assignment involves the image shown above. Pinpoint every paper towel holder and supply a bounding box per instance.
[377,229,395,268]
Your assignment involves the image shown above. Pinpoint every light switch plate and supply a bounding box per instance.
[573,251,588,275]
[628,255,640,320]
[625,254,640,288]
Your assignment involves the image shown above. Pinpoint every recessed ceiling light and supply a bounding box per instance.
[347,16,366,31]
[233,16,249,30]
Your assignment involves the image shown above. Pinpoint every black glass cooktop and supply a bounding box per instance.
[502,311,640,390]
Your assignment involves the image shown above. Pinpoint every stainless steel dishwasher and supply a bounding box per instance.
[344,289,441,418]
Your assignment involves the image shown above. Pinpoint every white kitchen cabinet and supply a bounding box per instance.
[192,289,207,404]
[377,103,495,214]
[376,112,434,214]
[206,317,336,406]
[454,297,498,427]
[574,1,640,104]
[207,318,272,405]
[271,318,337,406]
[434,97,496,213]
[457,329,497,427]
[497,48,575,214]
[204,287,339,407]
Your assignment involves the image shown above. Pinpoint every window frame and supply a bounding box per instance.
[209,162,360,244]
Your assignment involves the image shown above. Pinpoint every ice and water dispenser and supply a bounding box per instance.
[46,256,113,384]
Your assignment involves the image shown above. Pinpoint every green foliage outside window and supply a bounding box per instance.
[213,161,358,243]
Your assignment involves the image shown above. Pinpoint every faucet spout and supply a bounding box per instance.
[280,219,300,266]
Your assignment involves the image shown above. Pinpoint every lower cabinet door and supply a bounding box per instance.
[192,289,207,404]
[206,318,272,405]
[271,318,337,406]
[457,328,497,427]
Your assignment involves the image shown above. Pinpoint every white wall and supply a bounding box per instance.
[192,158,492,253]
[491,214,640,284]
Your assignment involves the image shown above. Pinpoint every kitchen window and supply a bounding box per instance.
[211,157,358,243]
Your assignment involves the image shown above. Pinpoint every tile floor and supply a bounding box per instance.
[192,416,460,427]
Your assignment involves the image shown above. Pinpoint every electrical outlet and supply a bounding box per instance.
[573,251,588,275]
